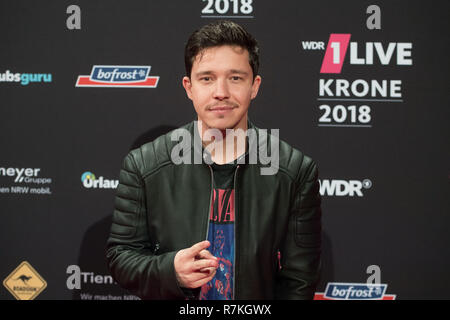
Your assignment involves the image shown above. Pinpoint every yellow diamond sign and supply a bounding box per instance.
[3,261,47,300]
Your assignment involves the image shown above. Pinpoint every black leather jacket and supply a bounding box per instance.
[106,120,322,299]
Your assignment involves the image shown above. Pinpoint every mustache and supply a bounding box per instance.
[206,101,239,110]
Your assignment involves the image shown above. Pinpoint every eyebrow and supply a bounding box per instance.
[194,71,214,77]
[194,69,249,77]
[229,69,249,76]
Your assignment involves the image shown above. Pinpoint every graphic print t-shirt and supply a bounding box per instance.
[199,161,237,300]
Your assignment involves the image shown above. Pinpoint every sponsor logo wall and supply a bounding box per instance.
[0,0,449,299]
[0,167,53,195]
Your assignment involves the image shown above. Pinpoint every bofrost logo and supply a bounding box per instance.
[75,65,159,88]
[327,283,386,300]
[81,171,118,189]
[319,178,372,197]
[315,282,396,300]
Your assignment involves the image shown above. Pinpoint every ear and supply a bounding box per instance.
[182,76,193,100]
[250,75,261,100]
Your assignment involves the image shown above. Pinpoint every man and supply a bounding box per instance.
[106,20,322,300]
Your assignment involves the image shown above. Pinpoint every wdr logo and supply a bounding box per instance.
[315,282,396,300]
[319,179,372,197]
[75,65,159,88]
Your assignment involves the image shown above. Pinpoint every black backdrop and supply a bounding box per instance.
[1,0,449,300]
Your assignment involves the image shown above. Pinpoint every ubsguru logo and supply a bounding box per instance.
[0,70,52,86]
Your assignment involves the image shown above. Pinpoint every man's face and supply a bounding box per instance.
[183,45,261,131]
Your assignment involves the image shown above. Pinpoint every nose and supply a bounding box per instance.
[213,78,230,100]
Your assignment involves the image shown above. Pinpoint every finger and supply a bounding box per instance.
[185,268,217,287]
[193,258,218,271]
[199,266,216,274]
[190,270,217,288]
[196,249,217,260]
[187,240,211,257]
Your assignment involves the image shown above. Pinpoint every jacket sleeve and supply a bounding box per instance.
[105,151,185,300]
[275,157,322,299]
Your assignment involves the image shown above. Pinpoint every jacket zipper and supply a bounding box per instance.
[232,164,240,300]
[194,164,214,301]
[205,164,214,242]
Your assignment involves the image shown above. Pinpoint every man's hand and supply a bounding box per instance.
[174,240,218,289]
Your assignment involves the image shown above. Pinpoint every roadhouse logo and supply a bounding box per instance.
[75,65,159,88]
[314,282,396,300]
[3,261,47,300]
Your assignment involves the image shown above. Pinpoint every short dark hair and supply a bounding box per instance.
[184,20,259,79]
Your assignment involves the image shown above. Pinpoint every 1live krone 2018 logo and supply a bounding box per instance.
[302,34,413,128]
[319,34,412,73]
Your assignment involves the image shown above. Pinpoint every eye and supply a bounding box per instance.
[200,76,211,82]
[231,76,242,81]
